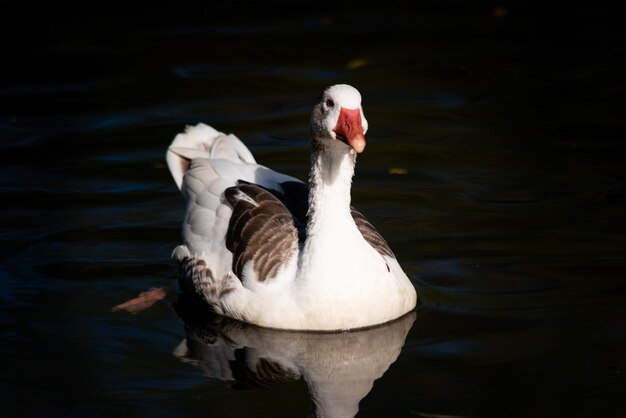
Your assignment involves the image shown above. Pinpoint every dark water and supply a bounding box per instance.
[2,3,625,417]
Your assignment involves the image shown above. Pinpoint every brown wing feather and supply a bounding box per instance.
[350,206,395,258]
[225,182,299,282]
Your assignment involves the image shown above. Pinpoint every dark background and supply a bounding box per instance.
[2,2,625,417]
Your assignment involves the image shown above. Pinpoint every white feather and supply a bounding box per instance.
[167,84,417,331]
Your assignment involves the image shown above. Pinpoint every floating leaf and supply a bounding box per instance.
[389,167,408,175]
[347,58,368,70]
[112,287,167,314]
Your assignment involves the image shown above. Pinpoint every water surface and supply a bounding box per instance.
[2,3,625,417]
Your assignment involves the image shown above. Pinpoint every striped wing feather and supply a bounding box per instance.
[349,207,395,258]
[225,182,299,282]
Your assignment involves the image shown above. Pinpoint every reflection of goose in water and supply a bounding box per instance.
[172,295,416,418]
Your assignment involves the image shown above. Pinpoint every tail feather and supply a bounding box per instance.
[166,123,257,190]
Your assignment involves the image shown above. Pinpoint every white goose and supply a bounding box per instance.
[166,84,417,331]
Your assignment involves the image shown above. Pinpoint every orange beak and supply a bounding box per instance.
[333,107,366,153]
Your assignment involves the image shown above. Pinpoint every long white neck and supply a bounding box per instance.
[306,140,356,237]
[296,139,363,284]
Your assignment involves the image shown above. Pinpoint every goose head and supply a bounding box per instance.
[310,84,369,154]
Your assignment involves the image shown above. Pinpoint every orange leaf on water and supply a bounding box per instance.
[112,287,167,314]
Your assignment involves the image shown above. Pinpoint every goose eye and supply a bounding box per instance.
[325,98,334,108]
